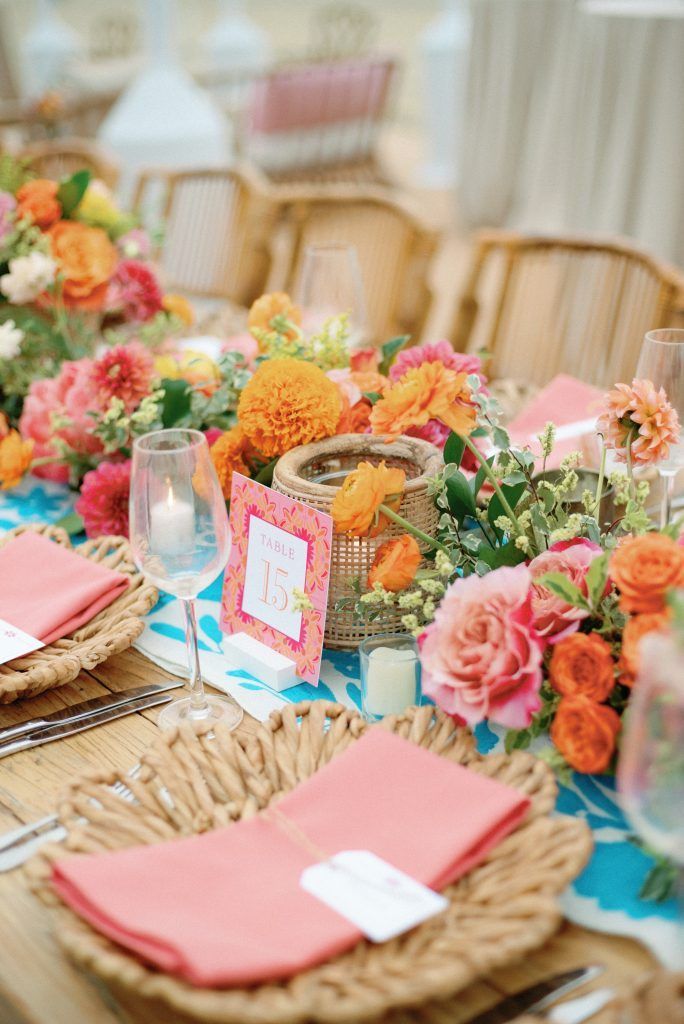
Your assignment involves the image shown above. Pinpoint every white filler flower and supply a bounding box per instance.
[0,319,24,359]
[0,251,56,304]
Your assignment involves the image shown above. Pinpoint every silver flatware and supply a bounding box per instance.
[0,681,183,744]
[467,966,604,1024]
[0,691,175,758]
[548,988,615,1024]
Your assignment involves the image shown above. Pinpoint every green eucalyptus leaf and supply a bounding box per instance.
[443,432,465,468]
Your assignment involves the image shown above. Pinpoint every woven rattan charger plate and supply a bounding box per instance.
[0,524,158,703]
[31,702,592,1024]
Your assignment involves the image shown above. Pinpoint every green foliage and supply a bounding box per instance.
[628,837,679,903]
[444,470,476,525]
[378,334,410,376]
[159,378,192,427]
[443,431,465,468]
[536,572,589,611]
[0,154,32,194]
[56,170,91,218]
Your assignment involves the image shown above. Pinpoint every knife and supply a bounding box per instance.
[0,691,177,758]
[0,681,183,744]
[466,967,604,1024]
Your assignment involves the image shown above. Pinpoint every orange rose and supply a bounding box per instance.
[162,293,194,326]
[248,292,301,346]
[349,370,389,396]
[549,632,615,702]
[331,460,406,537]
[551,696,621,774]
[368,534,421,592]
[618,611,671,687]
[47,221,117,310]
[0,431,34,489]
[350,348,380,373]
[610,533,684,614]
[15,179,61,229]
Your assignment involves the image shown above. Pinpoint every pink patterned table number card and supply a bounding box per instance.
[220,474,332,688]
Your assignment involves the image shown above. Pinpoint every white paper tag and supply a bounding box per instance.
[0,618,44,665]
[300,850,449,943]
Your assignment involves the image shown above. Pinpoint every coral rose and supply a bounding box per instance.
[610,533,684,613]
[529,538,603,642]
[419,564,544,728]
[618,611,671,687]
[549,631,615,702]
[248,292,301,346]
[47,220,118,310]
[0,431,34,489]
[368,534,421,592]
[331,460,406,537]
[238,358,341,459]
[370,361,477,439]
[210,427,259,500]
[15,179,61,229]
[551,696,621,774]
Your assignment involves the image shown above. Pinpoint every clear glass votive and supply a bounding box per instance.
[359,633,421,721]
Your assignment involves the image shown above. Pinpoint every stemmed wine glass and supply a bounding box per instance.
[617,630,684,966]
[296,243,369,349]
[129,428,243,731]
[636,329,684,528]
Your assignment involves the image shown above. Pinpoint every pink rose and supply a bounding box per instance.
[419,564,544,728]
[389,339,487,386]
[529,538,603,643]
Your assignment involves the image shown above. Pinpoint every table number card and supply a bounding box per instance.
[220,474,332,686]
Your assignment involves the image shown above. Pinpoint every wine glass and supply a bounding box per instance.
[296,243,369,349]
[129,428,243,731]
[636,329,684,527]
[617,631,684,962]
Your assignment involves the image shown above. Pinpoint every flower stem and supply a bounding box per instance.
[378,503,449,553]
[626,429,636,501]
[462,435,524,536]
[594,441,607,515]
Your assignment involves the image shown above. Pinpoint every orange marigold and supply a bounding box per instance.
[248,292,301,346]
[210,426,258,500]
[0,431,34,489]
[370,361,477,439]
[331,460,406,537]
[237,358,341,459]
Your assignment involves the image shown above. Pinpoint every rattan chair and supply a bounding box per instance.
[20,136,120,189]
[453,230,684,387]
[278,186,438,343]
[133,165,279,307]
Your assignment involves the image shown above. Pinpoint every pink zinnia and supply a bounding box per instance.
[90,341,156,414]
[107,259,163,323]
[389,339,487,386]
[76,460,131,538]
[596,378,680,466]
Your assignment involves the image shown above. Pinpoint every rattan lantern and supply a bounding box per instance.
[272,434,443,649]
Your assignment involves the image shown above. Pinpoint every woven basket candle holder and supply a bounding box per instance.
[272,435,443,649]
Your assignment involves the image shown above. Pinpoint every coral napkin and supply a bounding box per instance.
[508,374,604,470]
[53,728,530,988]
[0,532,129,645]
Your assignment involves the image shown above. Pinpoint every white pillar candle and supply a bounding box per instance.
[364,647,418,718]
[150,488,195,558]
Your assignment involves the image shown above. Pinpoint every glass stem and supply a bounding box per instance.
[660,471,676,530]
[183,598,208,717]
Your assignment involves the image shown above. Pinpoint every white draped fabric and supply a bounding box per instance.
[460,0,684,266]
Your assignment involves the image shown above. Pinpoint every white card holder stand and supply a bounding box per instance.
[223,632,298,691]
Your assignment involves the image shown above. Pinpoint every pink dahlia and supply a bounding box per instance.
[0,191,16,246]
[596,378,680,466]
[76,460,131,538]
[419,564,544,728]
[389,339,487,386]
[107,259,163,323]
[529,538,604,643]
[90,341,156,414]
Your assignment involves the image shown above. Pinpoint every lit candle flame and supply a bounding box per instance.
[166,478,175,509]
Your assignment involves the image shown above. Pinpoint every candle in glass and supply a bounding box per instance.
[149,482,195,558]
[360,634,421,721]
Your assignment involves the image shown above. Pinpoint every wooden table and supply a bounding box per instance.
[0,648,656,1024]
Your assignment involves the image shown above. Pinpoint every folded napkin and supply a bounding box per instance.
[53,728,530,988]
[0,532,129,645]
[508,374,604,470]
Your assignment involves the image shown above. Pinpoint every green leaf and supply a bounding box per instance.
[443,432,465,468]
[56,170,91,218]
[537,572,590,610]
[254,458,278,487]
[585,552,609,611]
[639,860,678,903]
[362,391,382,405]
[493,425,510,450]
[487,481,526,533]
[160,378,191,427]
[502,470,526,486]
[445,470,477,525]
[477,543,527,570]
[378,335,410,376]
[471,455,495,499]
[505,729,532,754]
[54,510,85,536]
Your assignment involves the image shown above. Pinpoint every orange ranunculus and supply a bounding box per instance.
[331,460,406,537]
[349,370,389,396]
[209,426,257,500]
[618,611,671,687]
[550,696,621,774]
[610,533,684,614]
[549,631,616,702]
[47,220,118,310]
[15,179,61,229]
[368,534,421,592]
[162,293,194,326]
[248,292,301,346]
[0,431,34,489]
[350,348,380,373]
[370,361,477,439]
